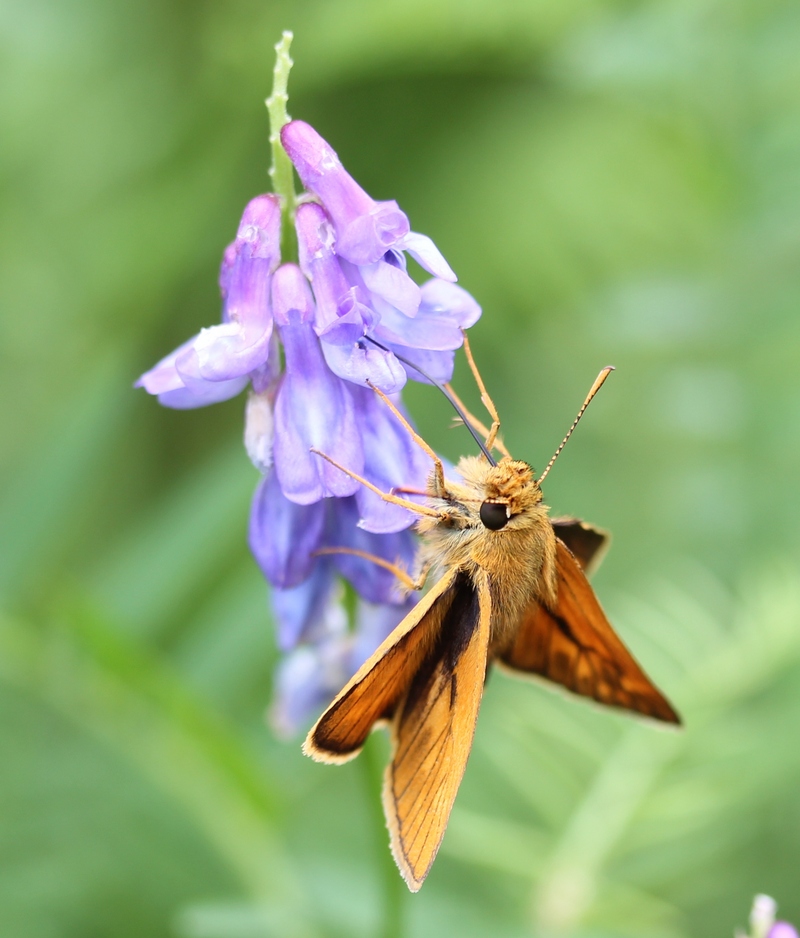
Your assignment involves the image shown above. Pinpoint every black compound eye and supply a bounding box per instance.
[479,501,510,531]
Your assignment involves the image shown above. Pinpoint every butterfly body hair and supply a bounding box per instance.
[417,455,558,645]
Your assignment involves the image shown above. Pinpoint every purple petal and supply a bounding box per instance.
[370,278,481,350]
[244,389,274,474]
[155,373,249,410]
[381,343,457,385]
[383,249,408,273]
[354,257,421,318]
[328,497,418,604]
[399,232,457,282]
[336,201,410,267]
[296,202,374,340]
[135,336,248,410]
[769,925,800,938]
[136,335,199,395]
[321,340,407,394]
[282,121,409,265]
[270,560,345,651]
[295,201,337,282]
[372,303,463,351]
[219,242,238,296]
[351,386,431,533]
[271,263,315,326]
[219,194,281,336]
[136,198,283,411]
[317,287,375,345]
[250,331,282,394]
[350,597,418,672]
[175,320,273,384]
[221,251,273,333]
[281,121,374,217]
[235,194,283,264]
[248,469,326,588]
[219,253,272,330]
[273,318,364,503]
[270,631,350,738]
[419,279,482,329]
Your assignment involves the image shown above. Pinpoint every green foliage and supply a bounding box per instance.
[2,0,799,934]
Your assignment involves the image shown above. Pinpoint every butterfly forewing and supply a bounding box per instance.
[384,570,492,891]
[304,568,461,764]
[498,538,680,724]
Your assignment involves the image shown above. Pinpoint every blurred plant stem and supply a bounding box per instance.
[361,736,404,938]
[266,30,298,262]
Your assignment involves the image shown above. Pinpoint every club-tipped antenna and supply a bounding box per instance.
[537,366,615,486]
[364,336,497,466]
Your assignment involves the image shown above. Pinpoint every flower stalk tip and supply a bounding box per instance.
[266,30,298,262]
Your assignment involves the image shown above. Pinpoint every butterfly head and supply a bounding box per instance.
[454,455,544,532]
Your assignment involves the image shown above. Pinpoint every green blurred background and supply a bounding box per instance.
[2,0,800,935]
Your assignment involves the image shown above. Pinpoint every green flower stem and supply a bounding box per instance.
[361,736,404,938]
[266,30,297,262]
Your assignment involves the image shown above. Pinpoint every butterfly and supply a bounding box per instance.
[306,338,680,892]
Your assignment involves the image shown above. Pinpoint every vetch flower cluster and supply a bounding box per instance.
[137,108,480,733]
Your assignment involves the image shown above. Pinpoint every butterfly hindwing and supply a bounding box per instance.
[384,570,492,892]
[550,517,609,574]
[498,538,680,724]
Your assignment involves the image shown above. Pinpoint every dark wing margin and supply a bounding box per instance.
[304,567,461,765]
[383,570,492,892]
[550,517,610,574]
[498,538,680,725]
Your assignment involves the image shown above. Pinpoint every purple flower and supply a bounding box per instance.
[136,194,281,408]
[350,385,429,533]
[249,469,327,590]
[295,201,407,393]
[139,110,481,739]
[293,200,479,391]
[350,597,416,672]
[249,464,421,733]
[271,263,364,503]
[270,627,349,739]
[284,120,443,271]
[328,496,418,601]
[285,121,481,392]
[249,471,419,642]
[769,925,800,938]
[271,559,345,652]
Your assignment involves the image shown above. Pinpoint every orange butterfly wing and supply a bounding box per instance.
[498,538,680,724]
[384,570,491,891]
[304,567,461,764]
[306,566,492,891]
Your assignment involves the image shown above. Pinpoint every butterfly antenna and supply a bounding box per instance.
[364,337,497,466]
[537,366,615,486]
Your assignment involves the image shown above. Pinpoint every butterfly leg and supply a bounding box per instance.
[310,448,446,520]
[314,547,430,592]
[446,331,511,458]
[366,382,448,497]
